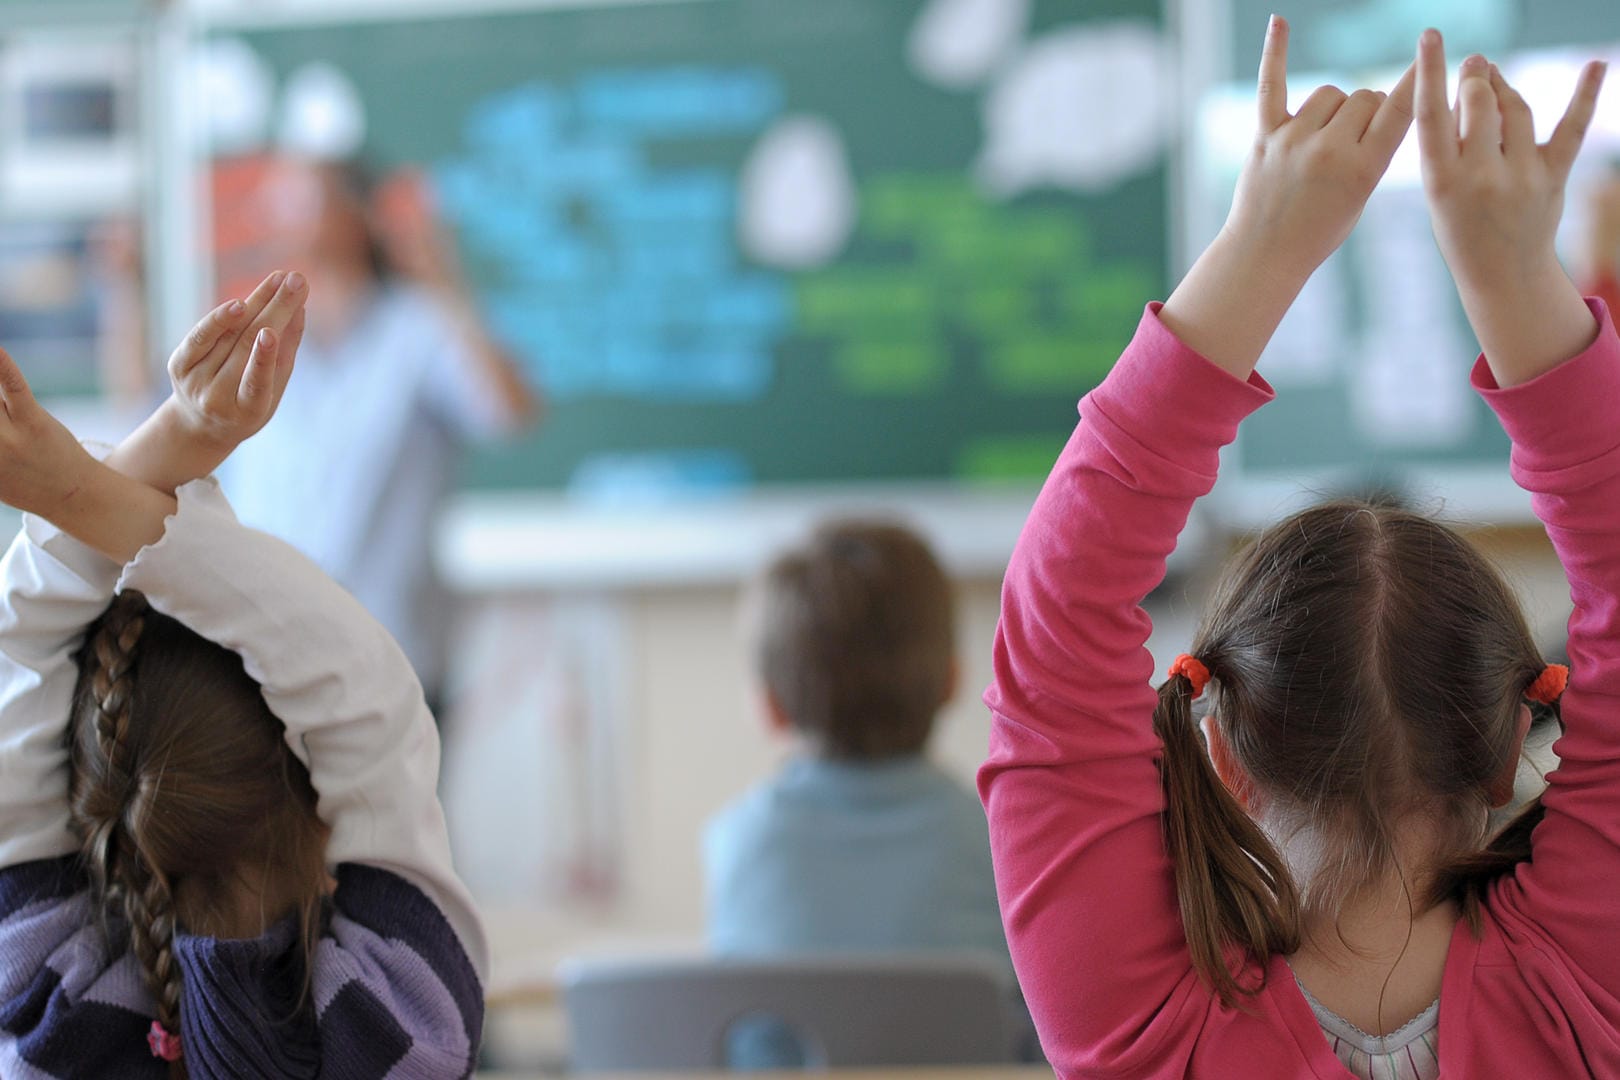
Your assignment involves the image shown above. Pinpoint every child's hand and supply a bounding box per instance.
[104,271,306,496]
[1416,33,1606,386]
[0,349,176,560]
[1222,16,1416,282]
[1159,16,1413,378]
[0,349,96,517]
[165,270,306,452]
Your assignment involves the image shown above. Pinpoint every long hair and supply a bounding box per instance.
[1154,501,1548,1005]
[68,592,328,1076]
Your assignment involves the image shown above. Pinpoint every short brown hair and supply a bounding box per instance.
[756,521,955,759]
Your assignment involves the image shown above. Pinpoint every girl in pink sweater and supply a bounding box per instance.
[981,19,1618,1079]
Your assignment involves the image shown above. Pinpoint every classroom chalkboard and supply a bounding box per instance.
[209,0,1170,495]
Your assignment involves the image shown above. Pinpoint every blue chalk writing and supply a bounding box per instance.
[435,67,792,403]
[569,449,752,502]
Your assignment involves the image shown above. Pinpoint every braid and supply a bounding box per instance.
[88,597,145,779]
[123,862,183,1033]
[73,594,148,918]
[72,595,188,1072]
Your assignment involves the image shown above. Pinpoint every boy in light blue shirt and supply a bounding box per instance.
[703,521,1008,965]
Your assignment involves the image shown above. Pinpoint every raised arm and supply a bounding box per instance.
[0,506,121,870]
[978,18,1415,1072]
[0,275,305,870]
[105,270,306,499]
[102,273,486,976]
[1161,20,1415,379]
[115,481,488,980]
[0,273,487,979]
[1417,34,1620,993]
[1416,38,1602,385]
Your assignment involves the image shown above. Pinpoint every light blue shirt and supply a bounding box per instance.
[703,755,1009,963]
[220,284,506,692]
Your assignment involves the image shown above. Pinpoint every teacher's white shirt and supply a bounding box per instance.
[221,284,509,693]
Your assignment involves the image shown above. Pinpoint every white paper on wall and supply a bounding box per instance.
[738,115,857,270]
[441,596,631,908]
[976,21,1173,196]
[1348,190,1473,448]
[907,0,1031,89]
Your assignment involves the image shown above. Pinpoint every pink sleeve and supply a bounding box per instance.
[1475,298,1620,995]
[978,304,1273,1072]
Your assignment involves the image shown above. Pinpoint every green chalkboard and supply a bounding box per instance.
[216,0,1170,494]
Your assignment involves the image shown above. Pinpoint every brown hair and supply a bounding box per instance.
[756,521,955,760]
[68,592,329,1076]
[1154,501,1549,1005]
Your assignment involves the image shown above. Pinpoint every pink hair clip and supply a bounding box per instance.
[147,1020,182,1062]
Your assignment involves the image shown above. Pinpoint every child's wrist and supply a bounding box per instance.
[1452,250,1567,308]
[1160,229,1314,379]
[1458,263,1598,388]
[54,456,175,563]
[1212,225,1317,302]
[104,397,234,498]
[158,394,235,457]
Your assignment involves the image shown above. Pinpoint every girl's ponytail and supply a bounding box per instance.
[1429,670,1565,925]
[1152,663,1300,1006]
[1429,796,1546,929]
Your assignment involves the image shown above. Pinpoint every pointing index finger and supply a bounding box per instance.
[1257,15,1291,131]
[1415,28,1456,168]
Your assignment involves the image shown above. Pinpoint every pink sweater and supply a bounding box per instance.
[980,300,1620,1078]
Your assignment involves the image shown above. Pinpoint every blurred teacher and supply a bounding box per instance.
[220,157,540,710]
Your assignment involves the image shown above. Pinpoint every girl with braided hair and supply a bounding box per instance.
[981,20,1620,1080]
[0,269,486,1076]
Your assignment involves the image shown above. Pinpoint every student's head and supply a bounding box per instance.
[1155,500,1552,1003]
[754,521,956,760]
[67,592,329,1067]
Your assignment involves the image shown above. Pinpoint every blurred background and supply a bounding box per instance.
[0,0,1616,1072]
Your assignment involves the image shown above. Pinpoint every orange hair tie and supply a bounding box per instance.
[1168,654,1211,699]
[1526,663,1569,705]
